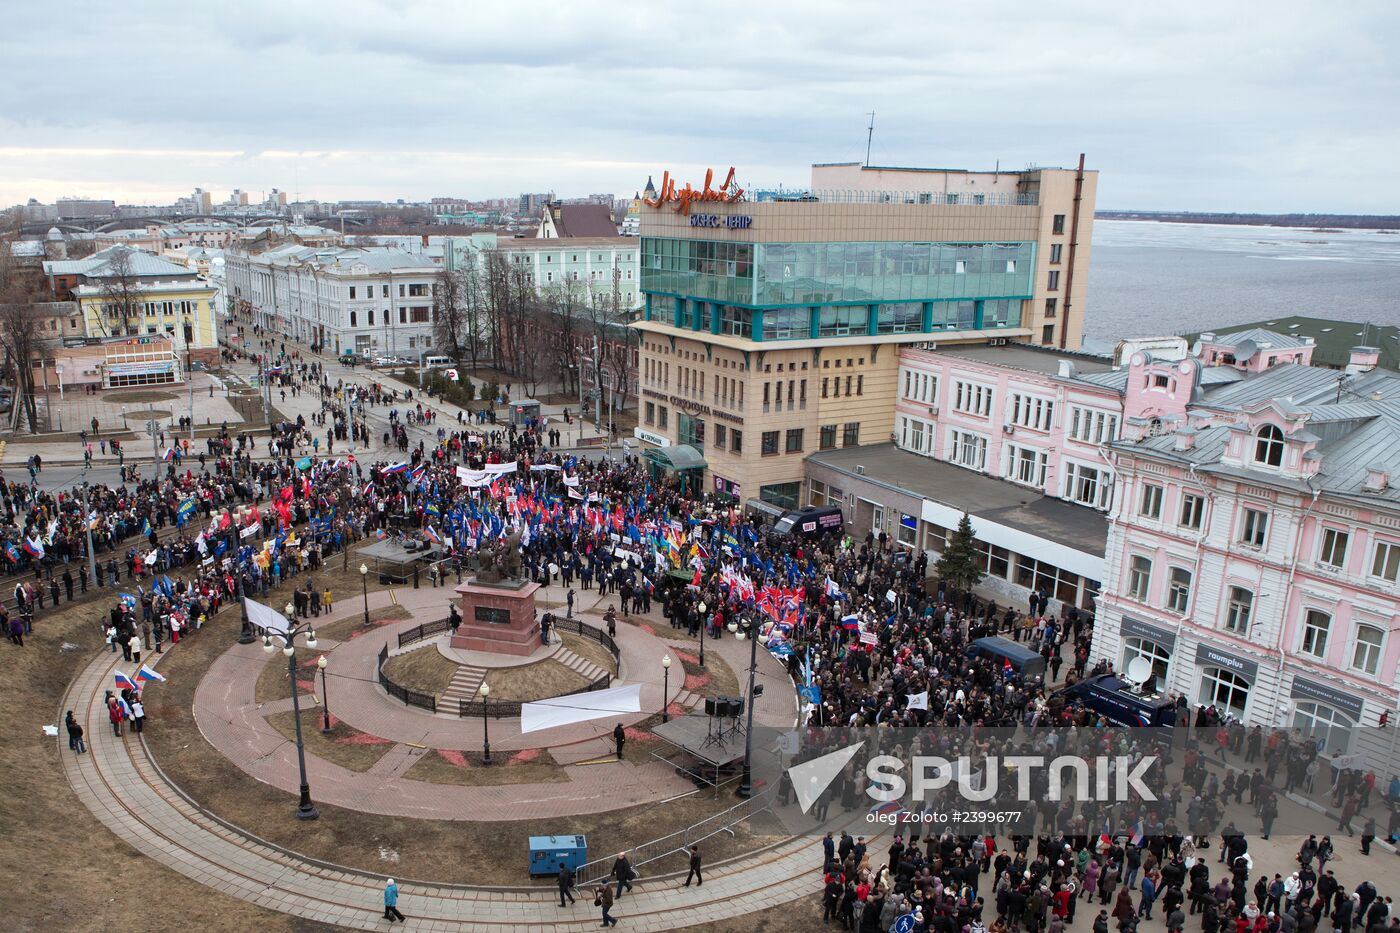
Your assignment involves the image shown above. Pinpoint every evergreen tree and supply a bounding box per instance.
[935,512,982,595]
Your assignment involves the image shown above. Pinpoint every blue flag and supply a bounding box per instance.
[176,498,196,525]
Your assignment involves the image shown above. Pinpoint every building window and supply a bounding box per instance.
[1127,556,1152,601]
[1064,462,1113,509]
[1179,493,1204,530]
[901,369,937,405]
[1005,444,1048,487]
[1301,610,1331,659]
[900,418,929,453]
[1140,483,1164,519]
[1353,624,1384,675]
[644,402,654,425]
[368,310,376,325]
[1372,541,1400,582]
[1009,394,1055,431]
[1041,324,1055,345]
[658,406,668,429]
[718,305,750,337]
[761,431,779,456]
[876,303,923,334]
[1047,270,1060,291]
[842,422,860,447]
[1166,567,1192,614]
[1224,586,1253,634]
[819,424,837,450]
[1240,507,1269,547]
[349,311,357,327]
[818,306,868,337]
[1044,297,1057,318]
[785,429,804,453]
[1254,424,1285,467]
[1199,667,1250,719]
[1293,702,1355,758]
[731,429,742,453]
[950,430,988,470]
[1052,214,1066,235]
[1319,527,1350,569]
[953,381,993,417]
[713,424,726,449]
[1069,407,1119,444]
[1122,637,1171,683]
[1049,243,1063,264]
[762,307,808,340]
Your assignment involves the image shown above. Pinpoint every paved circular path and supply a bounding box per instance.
[61,622,867,929]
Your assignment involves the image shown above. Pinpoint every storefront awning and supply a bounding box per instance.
[643,443,707,472]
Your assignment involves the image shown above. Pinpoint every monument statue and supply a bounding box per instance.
[500,529,523,580]
[474,532,524,585]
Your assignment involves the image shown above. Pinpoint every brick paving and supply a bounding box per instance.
[60,636,843,929]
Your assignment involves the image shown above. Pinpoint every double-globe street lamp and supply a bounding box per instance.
[479,682,492,765]
[727,612,767,799]
[317,654,331,734]
[697,600,707,668]
[360,562,370,626]
[661,653,672,723]
[262,604,320,820]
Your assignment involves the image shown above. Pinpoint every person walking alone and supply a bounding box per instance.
[557,865,576,907]
[383,878,405,923]
[594,884,617,927]
[684,844,703,888]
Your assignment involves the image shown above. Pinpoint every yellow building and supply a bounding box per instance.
[44,246,220,366]
[633,159,1097,509]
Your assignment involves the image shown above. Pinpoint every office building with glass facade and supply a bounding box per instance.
[633,161,1097,508]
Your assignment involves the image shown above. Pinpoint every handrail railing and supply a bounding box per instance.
[396,617,450,649]
[573,795,768,886]
[376,643,437,712]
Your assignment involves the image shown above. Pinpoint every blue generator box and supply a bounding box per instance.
[528,835,588,876]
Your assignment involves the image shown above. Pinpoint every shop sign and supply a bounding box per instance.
[644,167,744,216]
[690,214,752,229]
[1193,643,1259,681]
[1119,615,1177,650]
[634,428,670,448]
[1290,676,1365,720]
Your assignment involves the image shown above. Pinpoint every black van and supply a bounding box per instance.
[772,505,844,537]
[965,636,1047,680]
[1061,674,1177,727]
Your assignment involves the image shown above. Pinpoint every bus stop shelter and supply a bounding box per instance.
[642,444,706,496]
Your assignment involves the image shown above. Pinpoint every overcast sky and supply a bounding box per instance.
[3,1,1396,213]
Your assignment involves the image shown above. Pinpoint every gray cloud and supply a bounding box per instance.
[2,0,1397,211]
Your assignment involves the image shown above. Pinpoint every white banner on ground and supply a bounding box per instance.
[243,598,290,636]
[519,683,642,734]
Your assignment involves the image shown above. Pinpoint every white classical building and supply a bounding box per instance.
[225,245,440,359]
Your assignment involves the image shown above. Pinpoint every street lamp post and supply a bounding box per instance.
[262,608,320,820]
[662,653,672,723]
[317,654,331,734]
[697,601,707,668]
[479,682,492,765]
[360,562,370,626]
[729,612,764,799]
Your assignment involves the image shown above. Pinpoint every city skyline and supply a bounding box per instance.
[4,1,1398,213]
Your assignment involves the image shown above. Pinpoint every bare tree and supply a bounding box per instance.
[433,267,470,366]
[94,247,145,337]
[0,302,43,432]
[580,264,639,425]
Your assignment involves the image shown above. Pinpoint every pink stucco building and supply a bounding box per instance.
[1092,334,1400,770]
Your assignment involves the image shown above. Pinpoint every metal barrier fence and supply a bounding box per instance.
[573,795,768,886]
[548,616,621,664]
[376,643,437,712]
[397,617,450,649]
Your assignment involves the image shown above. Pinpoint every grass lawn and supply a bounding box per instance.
[0,583,326,932]
[264,708,394,772]
[403,747,568,786]
[484,658,590,701]
[380,642,459,697]
[681,653,740,699]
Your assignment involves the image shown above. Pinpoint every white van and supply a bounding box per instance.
[422,355,455,369]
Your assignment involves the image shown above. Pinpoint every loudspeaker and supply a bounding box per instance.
[704,696,719,717]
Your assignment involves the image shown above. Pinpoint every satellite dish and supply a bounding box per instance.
[1126,657,1153,684]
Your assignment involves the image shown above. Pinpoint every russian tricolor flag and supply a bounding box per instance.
[136,665,167,684]
[115,671,139,691]
[841,614,861,631]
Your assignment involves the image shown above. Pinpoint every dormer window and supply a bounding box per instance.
[1254,424,1284,467]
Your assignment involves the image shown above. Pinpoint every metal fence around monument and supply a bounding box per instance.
[376,643,437,712]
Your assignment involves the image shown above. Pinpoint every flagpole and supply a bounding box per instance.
[78,477,98,590]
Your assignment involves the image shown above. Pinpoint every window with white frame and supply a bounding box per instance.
[899,417,930,455]
[949,429,988,471]
[1254,424,1285,467]
[1293,702,1355,757]
[1004,444,1048,487]
[1140,483,1164,519]
[1199,667,1251,718]
[1372,540,1400,583]
[953,380,993,417]
[1064,462,1113,509]
[1179,493,1204,530]
[1127,555,1152,601]
[1319,527,1350,569]
[1352,624,1384,675]
[1122,637,1170,683]
[1166,567,1192,613]
[1224,586,1253,634]
[1069,407,1119,444]
[901,369,938,405]
[1008,393,1055,431]
[1239,507,1269,548]
[1300,609,1331,659]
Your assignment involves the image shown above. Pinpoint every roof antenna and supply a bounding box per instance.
[865,112,876,167]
